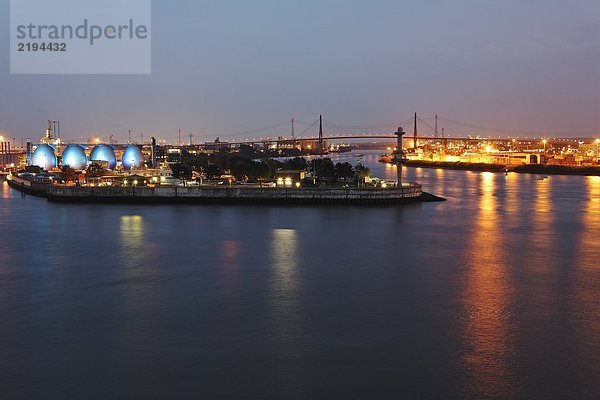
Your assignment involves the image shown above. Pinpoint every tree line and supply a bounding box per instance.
[170,150,371,185]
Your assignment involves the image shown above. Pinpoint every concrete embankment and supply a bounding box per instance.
[45,184,442,205]
[405,161,506,172]
[6,175,49,196]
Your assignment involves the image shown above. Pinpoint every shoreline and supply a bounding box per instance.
[398,160,600,176]
[7,176,445,205]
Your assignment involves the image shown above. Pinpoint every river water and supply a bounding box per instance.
[0,152,598,399]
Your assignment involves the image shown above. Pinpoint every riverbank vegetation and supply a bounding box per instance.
[170,151,371,185]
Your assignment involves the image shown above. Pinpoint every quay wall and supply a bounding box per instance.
[6,175,49,196]
[47,185,424,205]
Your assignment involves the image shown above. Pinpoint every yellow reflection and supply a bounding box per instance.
[530,178,554,253]
[384,163,397,182]
[462,172,513,398]
[121,215,143,240]
[120,215,145,268]
[1,181,9,199]
[433,168,446,195]
[269,229,305,390]
[271,229,299,291]
[535,178,551,213]
[581,176,600,228]
[528,178,554,252]
[503,174,518,214]
[573,176,600,397]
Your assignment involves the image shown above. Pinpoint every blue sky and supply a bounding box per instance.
[1,0,599,142]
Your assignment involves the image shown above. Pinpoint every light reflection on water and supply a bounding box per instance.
[269,228,302,342]
[119,215,150,281]
[269,229,307,395]
[0,153,599,399]
[271,229,299,295]
[218,240,241,299]
[573,176,600,398]
[1,180,10,199]
[462,172,515,398]
[120,215,144,257]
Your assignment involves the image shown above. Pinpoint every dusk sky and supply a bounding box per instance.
[1,0,599,142]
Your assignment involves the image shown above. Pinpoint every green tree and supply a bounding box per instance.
[59,166,77,182]
[86,162,106,178]
[335,162,355,181]
[309,158,336,181]
[205,164,222,179]
[264,159,284,178]
[239,144,262,159]
[282,157,308,171]
[182,151,209,170]
[170,163,192,180]
[354,164,371,187]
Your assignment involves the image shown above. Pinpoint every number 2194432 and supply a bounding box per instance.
[18,43,67,52]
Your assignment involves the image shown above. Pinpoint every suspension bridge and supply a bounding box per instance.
[215,113,583,153]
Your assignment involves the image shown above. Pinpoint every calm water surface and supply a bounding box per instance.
[0,152,598,399]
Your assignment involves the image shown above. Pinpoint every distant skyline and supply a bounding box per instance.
[1,0,599,142]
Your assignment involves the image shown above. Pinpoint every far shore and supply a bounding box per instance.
[397,160,600,176]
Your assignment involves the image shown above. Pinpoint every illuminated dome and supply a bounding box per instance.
[61,145,87,170]
[90,144,117,169]
[122,145,144,169]
[31,145,57,170]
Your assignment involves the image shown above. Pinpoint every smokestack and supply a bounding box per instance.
[26,139,32,166]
